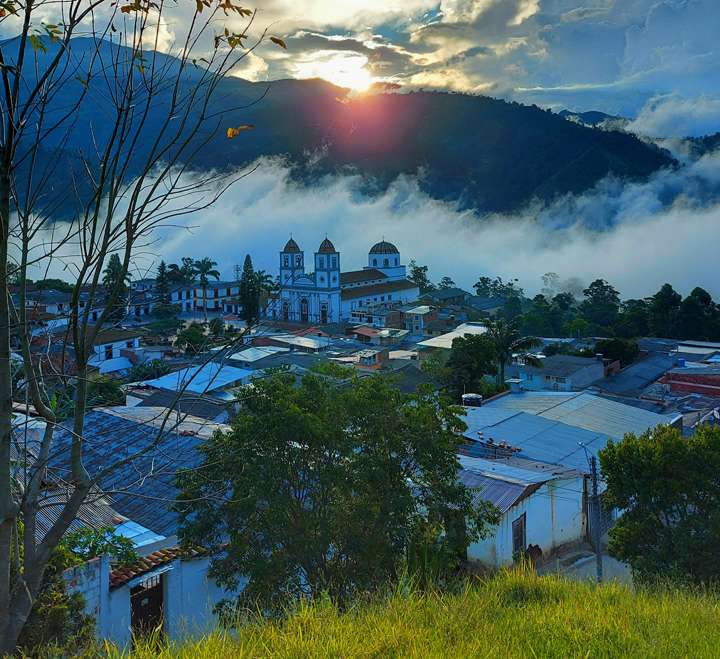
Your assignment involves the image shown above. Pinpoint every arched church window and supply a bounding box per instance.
[394,258,398,265]
[373,258,377,266]
[296,256,302,265]
[319,257,325,268]
[332,257,337,268]
[383,258,389,267]
[284,257,289,266]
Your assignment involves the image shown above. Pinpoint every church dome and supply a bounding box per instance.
[318,237,336,253]
[369,240,399,255]
[283,237,300,253]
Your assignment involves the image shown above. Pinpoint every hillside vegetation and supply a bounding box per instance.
[106,570,718,659]
[11,40,675,219]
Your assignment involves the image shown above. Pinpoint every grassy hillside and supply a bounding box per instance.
[112,569,718,659]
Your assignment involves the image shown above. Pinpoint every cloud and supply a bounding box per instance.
[85,141,720,303]
[626,94,720,139]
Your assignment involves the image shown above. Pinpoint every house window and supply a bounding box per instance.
[104,345,113,360]
[414,325,420,331]
[414,315,420,321]
[512,513,526,556]
[556,377,566,384]
[388,294,392,300]
[126,341,134,348]
[381,296,385,301]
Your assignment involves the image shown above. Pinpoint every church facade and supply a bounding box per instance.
[267,237,419,325]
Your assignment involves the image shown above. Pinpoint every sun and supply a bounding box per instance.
[294,51,374,92]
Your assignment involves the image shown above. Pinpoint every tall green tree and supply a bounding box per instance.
[408,259,437,294]
[474,276,523,299]
[437,276,456,290]
[167,257,198,286]
[600,423,720,584]
[648,283,682,337]
[193,257,221,322]
[239,254,259,326]
[482,316,543,384]
[101,253,130,324]
[445,335,497,400]
[579,279,621,328]
[176,374,500,608]
[156,260,171,305]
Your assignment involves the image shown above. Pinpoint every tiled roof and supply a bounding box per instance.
[341,279,419,301]
[109,545,210,588]
[341,269,387,285]
[520,355,601,378]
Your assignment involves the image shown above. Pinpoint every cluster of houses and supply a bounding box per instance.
[10,236,720,646]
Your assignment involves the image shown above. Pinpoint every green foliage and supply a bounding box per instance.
[579,279,620,328]
[33,277,73,293]
[407,259,436,294]
[437,276,456,290]
[151,303,182,319]
[445,335,497,401]
[482,316,542,384]
[156,260,171,305]
[127,359,172,383]
[208,317,224,337]
[102,253,131,324]
[498,296,522,321]
[593,337,639,367]
[474,276,523,299]
[148,317,185,339]
[176,374,499,609]
[239,254,259,326]
[307,361,357,379]
[61,527,140,565]
[87,375,125,407]
[600,423,720,584]
[175,322,206,355]
[167,257,197,286]
[110,569,720,659]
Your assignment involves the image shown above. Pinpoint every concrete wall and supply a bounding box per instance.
[467,477,587,569]
[65,554,244,647]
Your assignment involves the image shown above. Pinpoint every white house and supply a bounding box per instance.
[194,281,240,313]
[458,455,586,568]
[86,328,141,370]
[518,355,605,391]
[65,545,243,647]
[170,285,196,312]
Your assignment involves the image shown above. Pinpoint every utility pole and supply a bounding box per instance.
[590,455,603,583]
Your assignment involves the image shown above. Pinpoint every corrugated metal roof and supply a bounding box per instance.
[457,469,529,513]
[483,391,668,439]
[141,362,252,394]
[49,409,228,536]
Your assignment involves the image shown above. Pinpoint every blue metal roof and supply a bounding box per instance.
[50,410,211,536]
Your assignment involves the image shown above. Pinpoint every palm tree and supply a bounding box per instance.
[193,257,221,322]
[254,269,274,292]
[482,316,543,385]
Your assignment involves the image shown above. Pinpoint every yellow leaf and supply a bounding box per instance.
[269,36,287,49]
[75,76,88,86]
[120,5,132,13]
[227,125,254,139]
[195,0,203,11]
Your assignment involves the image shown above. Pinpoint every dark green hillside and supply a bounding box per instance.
[11,38,676,218]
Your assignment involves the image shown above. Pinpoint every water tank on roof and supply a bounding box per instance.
[678,358,686,368]
[462,393,483,408]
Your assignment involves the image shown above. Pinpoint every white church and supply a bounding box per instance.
[267,237,420,324]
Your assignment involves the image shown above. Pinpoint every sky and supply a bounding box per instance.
[208,0,720,134]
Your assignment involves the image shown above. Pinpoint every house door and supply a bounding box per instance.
[320,303,328,324]
[300,299,309,323]
[512,513,526,557]
[130,574,164,640]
